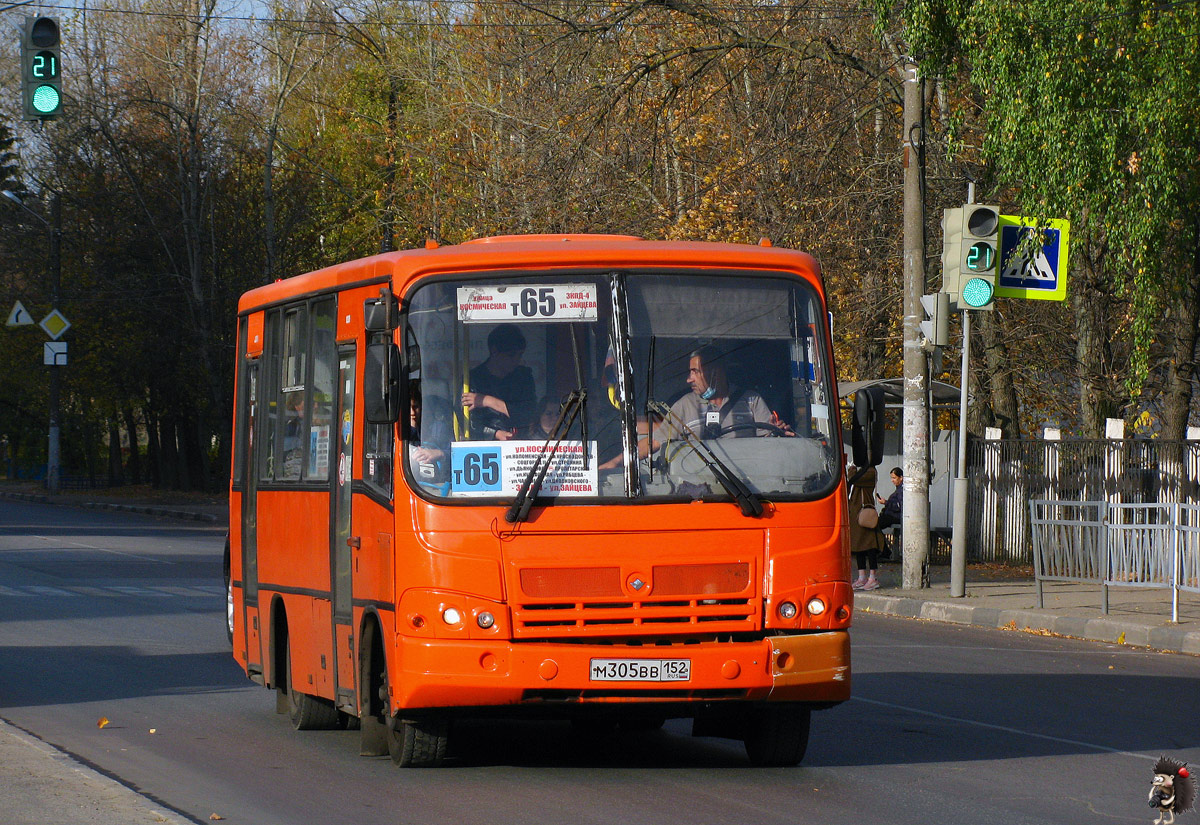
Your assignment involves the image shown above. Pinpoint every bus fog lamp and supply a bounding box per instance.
[777,601,798,619]
[806,597,826,616]
[476,611,495,629]
[442,607,462,626]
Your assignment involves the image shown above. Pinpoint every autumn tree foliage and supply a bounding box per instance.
[0,0,1195,489]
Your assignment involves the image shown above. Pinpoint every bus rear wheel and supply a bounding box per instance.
[284,642,340,731]
[743,705,811,767]
[387,716,449,768]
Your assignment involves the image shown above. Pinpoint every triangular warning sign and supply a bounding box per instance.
[6,301,34,327]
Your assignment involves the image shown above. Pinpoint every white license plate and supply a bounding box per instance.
[589,658,691,682]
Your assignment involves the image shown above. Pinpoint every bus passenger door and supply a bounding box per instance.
[240,361,264,678]
[332,348,356,710]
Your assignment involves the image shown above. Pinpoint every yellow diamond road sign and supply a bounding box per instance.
[40,309,71,340]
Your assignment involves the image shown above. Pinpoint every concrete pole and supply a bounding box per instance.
[901,58,931,589]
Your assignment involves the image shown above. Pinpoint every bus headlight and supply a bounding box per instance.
[777,601,798,619]
[476,611,495,629]
[806,597,826,617]
[441,607,462,626]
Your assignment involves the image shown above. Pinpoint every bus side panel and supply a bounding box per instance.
[229,487,247,670]
[256,490,332,591]
[309,596,334,697]
[271,592,326,696]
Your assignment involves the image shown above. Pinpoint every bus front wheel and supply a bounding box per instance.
[387,716,449,768]
[743,705,811,767]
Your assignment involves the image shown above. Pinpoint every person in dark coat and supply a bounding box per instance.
[848,465,883,590]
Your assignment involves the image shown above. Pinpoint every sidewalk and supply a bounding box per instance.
[0,720,191,825]
[1,483,1197,823]
[857,561,1200,656]
[0,482,226,524]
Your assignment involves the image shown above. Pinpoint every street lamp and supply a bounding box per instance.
[2,189,63,494]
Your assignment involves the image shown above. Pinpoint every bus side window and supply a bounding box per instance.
[308,299,337,481]
[364,332,394,497]
[261,310,281,480]
[279,305,309,482]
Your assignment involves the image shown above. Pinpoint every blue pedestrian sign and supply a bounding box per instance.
[994,215,1070,302]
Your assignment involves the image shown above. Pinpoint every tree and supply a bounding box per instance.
[968,0,1200,438]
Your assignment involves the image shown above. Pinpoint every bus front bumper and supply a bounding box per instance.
[390,630,850,711]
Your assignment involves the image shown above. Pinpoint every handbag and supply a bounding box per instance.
[857,505,879,529]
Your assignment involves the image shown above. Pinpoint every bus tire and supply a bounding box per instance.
[358,621,388,756]
[387,716,449,768]
[743,705,811,767]
[284,641,340,731]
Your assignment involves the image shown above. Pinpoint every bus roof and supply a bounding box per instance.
[237,234,821,315]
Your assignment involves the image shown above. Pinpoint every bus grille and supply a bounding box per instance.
[512,562,759,638]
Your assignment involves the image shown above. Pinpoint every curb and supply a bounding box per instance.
[0,490,220,524]
[0,718,193,825]
[79,502,220,523]
[855,592,1200,656]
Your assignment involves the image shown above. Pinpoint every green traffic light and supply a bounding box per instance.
[961,277,994,308]
[31,84,60,114]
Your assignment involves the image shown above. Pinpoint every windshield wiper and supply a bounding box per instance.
[648,400,763,518]
[505,389,585,524]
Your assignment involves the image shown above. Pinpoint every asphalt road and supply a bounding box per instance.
[1,498,1196,825]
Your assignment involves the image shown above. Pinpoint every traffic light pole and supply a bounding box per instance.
[950,307,969,597]
[47,192,61,494]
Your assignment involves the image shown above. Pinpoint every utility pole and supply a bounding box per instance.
[900,57,931,589]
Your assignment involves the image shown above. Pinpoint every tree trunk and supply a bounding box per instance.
[160,415,179,490]
[123,407,142,485]
[976,311,1021,437]
[1160,219,1200,440]
[107,415,124,487]
[146,409,162,488]
[1073,238,1120,437]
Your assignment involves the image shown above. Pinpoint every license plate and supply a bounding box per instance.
[589,658,691,682]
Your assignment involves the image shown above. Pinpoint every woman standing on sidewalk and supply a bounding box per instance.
[848,465,883,590]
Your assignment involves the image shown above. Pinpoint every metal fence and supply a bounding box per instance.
[1030,500,1200,621]
[961,438,1200,565]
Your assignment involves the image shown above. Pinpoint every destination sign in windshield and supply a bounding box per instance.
[457,284,599,323]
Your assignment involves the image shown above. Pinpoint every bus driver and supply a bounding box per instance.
[642,346,783,457]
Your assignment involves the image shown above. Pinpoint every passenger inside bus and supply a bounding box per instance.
[407,382,453,483]
[461,325,535,440]
[526,395,561,440]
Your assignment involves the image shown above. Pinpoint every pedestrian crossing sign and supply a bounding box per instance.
[994,215,1070,302]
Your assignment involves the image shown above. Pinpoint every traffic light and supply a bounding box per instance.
[21,16,62,121]
[956,204,999,310]
[920,291,949,350]
[941,204,999,311]
[940,206,964,299]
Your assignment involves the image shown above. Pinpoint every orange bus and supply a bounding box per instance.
[226,234,877,767]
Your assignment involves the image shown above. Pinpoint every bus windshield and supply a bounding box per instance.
[403,270,838,505]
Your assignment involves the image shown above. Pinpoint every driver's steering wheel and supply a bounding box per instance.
[716,422,788,437]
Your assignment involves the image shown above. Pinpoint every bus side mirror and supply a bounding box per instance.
[364,289,399,332]
[851,386,885,468]
[364,342,402,423]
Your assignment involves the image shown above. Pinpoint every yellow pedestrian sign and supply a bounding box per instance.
[39,308,70,340]
[994,215,1070,302]
[6,301,34,327]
